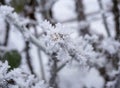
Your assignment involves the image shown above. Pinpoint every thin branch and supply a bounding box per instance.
[4,21,10,46]
[29,35,47,54]
[25,41,35,74]
[40,0,56,25]
[98,0,111,37]
[49,53,58,88]
[57,60,69,72]
[6,14,47,54]
[5,14,49,76]
[57,43,82,72]
[112,0,120,40]
[34,27,46,81]
[75,0,89,35]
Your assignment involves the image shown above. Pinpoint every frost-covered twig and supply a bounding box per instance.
[0,61,49,88]
[0,5,47,54]
[0,6,48,77]
[34,28,46,81]
[5,12,47,55]
[0,5,97,67]
[98,0,111,37]
[0,5,100,88]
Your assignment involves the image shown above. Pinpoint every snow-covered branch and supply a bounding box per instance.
[0,6,97,68]
[0,61,49,88]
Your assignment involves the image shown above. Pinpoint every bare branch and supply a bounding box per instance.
[98,0,111,37]
[112,0,120,40]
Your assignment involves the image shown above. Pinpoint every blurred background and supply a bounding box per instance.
[0,0,120,88]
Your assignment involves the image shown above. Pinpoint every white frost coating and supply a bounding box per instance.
[0,6,14,16]
[0,61,48,88]
[0,6,97,66]
[99,38,120,54]
[0,5,110,88]
[0,61,9,81]
[29,34,46,53]
[39,21,97,66]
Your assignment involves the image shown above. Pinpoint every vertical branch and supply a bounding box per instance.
[49,53,58,88]
[25,41,35,74]
[21,0,45,80]
[24,0,46,80]
[4,21,10,46]
[98,0,111,37]
[34,28,46,81]
[23,0,37,75]
[76,0,86,20]
[40,0,47,19]
[40,0,58,87]
[115,74,120,88]
[40,0,56,25]
[112,0,120,40]
[24,0,36,19]
[27,0,46,80]
[75,0,89,35]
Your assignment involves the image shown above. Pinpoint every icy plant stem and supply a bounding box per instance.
[34,28,46,81]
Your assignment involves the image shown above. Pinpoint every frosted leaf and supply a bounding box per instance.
[0,61,9,80]
[40,21,97,66]
[6,11,97,67]
[0,61,49,88]
[40,21,73,36]
[99,38,120,54]
[40,20,53,32]
[57,48,71,62]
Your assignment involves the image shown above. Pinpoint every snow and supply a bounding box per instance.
[83,68,105,88]
[0,61,48,88]
[52,0,77,22]
[83,0,100,14]
[8,26,25,52]
[90,19,108,37]
[52,0,112,37]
